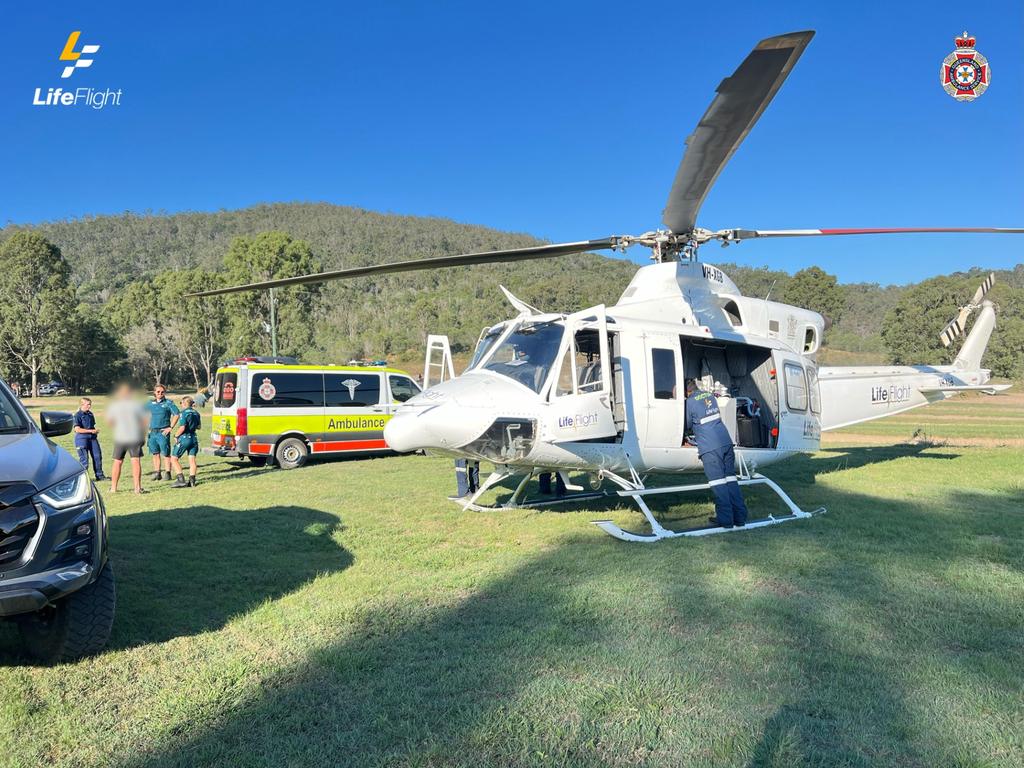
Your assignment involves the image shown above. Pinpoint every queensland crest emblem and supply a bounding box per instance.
[258,377,276,401]
[941,31,989,102]
[341,378,361,399]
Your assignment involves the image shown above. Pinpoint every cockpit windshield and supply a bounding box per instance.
[480,320,564,392]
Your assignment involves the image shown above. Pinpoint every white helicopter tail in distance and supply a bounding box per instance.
[818,274,1010,433]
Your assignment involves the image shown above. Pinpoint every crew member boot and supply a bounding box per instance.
[150,470,161,481]
[171,473,188,488]
[162,470,172,481]
[188,476,197,488]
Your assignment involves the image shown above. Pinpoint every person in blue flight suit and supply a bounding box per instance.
[684,379,749,528]
[144,384,180,481]
[73,397,105,481]
[450,458,480,501]
[170,396,202,487]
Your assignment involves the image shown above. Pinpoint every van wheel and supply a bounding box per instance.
[18,563,116,663]
[275,438,308,470]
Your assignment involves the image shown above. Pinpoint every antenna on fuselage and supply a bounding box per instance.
[764,279,777,301]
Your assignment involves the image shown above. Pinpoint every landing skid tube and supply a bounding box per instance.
[592,466,823,543]
[459,469,614,512]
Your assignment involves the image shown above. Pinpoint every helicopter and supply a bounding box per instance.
[191,30,1019,542]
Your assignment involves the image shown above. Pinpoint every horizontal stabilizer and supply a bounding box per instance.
[918,384,1011,396]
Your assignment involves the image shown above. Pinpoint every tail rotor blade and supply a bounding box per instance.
[971,272,995,305]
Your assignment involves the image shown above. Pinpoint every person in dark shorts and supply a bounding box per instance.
[144,384,180,481]
[170,396,202,487]
[73,397,105,481]
[106,383,148,494]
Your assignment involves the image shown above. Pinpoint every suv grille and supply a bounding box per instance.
[0,483,40,571]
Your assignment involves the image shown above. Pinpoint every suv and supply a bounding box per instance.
[0,377,114,662]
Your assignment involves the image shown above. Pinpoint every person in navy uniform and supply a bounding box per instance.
[144,384,180,481]
[73,397,105,481]
[684,379,749,528]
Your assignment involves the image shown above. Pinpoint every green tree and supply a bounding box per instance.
[0,232,76,396]
[781,266,844,325]
[222,232,322,358]
[165,268,229,388]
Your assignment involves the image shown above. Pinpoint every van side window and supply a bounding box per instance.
[651,348,676,399]
[250,373,324,408]
[784,362,808,412]
[325,374,382,408]
[388,375,420,403]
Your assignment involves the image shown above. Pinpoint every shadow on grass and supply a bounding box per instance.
[107,479,1022,768]
[108,505,351,648]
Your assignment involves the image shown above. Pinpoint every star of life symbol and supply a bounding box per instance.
[59,31,100,79]
[341,378,361,399]
[941,31,989,102]
[258,377,277,401]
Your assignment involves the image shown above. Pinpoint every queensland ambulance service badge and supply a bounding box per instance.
[941,32,989,102]
[258,377,277,401]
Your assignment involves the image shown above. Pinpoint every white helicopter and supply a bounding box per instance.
[193,30,1018,542]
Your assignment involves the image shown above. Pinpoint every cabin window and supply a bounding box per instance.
[325,373,382,408]
[651,348,676,399]
[803,326,819,354]
[806,366,821,414]
[784,362,808,412]
[722,300,743,326]
[251,373,324,408]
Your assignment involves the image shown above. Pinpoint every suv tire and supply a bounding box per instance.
[18,563,116,663]
[275,437,308,470]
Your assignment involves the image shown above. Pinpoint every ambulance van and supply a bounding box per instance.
[208,359,422,468]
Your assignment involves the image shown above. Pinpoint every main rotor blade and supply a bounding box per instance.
[662,30,815,234]
[718,227,1024,242]
[185,238,622,297]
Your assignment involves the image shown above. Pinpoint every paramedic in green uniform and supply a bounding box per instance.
[170,396,202,487]
[145,384,180,481]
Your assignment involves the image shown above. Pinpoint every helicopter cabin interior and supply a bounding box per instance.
[641,337,780,450]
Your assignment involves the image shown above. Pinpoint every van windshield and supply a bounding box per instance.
[0,384,29,433]
[480,320,564,392]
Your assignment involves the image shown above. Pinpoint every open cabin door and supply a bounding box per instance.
[546,306,618,443]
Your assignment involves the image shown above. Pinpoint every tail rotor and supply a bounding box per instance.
[940,273,995,347]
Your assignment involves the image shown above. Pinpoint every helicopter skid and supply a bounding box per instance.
[592,474,821,543]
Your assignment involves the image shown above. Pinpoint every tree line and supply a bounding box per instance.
[0,203,1021,395]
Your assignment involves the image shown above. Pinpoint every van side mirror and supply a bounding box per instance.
[40,411,74,438]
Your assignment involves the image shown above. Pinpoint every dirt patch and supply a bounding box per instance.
[822,432,1024,448]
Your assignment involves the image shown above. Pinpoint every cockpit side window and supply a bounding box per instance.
[552,328,605,398]
[469,324,505,369]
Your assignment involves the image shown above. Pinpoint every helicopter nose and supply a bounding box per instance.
[384,374,533,453]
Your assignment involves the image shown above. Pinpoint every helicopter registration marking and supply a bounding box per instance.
[701,265,724,283]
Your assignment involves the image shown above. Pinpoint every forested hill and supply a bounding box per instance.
[2,203,1022,387]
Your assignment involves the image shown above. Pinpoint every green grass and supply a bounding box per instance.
[1,394,1022,767]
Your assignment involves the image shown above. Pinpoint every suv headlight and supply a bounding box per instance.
[35,472,93,509]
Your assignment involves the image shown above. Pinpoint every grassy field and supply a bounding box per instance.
[1,391,1021,767]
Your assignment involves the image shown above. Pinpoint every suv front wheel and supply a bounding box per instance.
[275,437,308,470]
[18,563,116,663]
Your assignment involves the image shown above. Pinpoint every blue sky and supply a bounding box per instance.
[1,1,1021,284]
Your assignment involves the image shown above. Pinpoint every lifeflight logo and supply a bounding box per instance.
[32,31,123,110]
[59,31,100,78]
